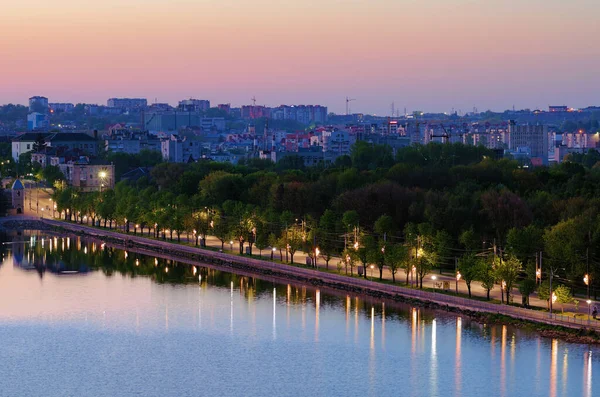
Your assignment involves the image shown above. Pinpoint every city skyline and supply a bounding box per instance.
[2,0,599,114]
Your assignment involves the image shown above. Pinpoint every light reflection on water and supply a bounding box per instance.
[0,231,598,397]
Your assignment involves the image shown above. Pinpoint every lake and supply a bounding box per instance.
[0,231,597,397]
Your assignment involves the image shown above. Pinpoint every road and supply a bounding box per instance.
[53,216,598,319]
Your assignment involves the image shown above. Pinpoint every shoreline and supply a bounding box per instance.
[2,217,599,345]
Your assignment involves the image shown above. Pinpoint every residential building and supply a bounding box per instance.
[144,110,225,132]
[549,106,568,113]
[271,105,328,123]
[29,96,48,113]
[217,104,231,114]
[561,132,600,149]
[104,126,160,154]
[27,112,49,131]
[12,132,51,160]
[107,98,147,110]
[178,99,210,112]
[322,130,355,155]
[508,121,549,165]
[49,103,74,113]
[47,132,98,153]
[161,135,203,163]
[59,158,115,192]
[12,132,97,161]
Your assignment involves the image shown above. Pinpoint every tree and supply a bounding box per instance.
[458,254,479,298]
[212,214,231,251]
[506,225,543,272]
[387,244,408,283]
[286,224,305,264]
[494,255,522,305]
[318,209,337,269]
[478,257,496,300]
[518,279,537,308]
[415,256,432,289]
[554,284,575,313]
[367,240,385,281]
[459,228,480,251]
[342,248,356,276]
[32,133,47,152]
[537,280,555,310]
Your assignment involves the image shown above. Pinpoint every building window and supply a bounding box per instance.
[26,144,31,150]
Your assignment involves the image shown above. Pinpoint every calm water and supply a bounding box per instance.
[0,231,597,397]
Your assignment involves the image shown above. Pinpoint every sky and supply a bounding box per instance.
[1,0,599,115]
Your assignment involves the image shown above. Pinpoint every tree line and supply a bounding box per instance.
[50,142,600,307]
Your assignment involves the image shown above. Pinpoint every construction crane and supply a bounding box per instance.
[345,97,356,116]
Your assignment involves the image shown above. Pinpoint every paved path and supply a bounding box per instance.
[35,217,600,331]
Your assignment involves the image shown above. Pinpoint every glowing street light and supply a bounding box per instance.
[369,264,374,279]
[584,274,590,299]
[587,299,592,324]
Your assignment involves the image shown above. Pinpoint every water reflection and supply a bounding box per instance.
[0,230,599,397]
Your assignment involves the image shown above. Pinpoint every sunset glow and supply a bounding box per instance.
[2,0,599,113]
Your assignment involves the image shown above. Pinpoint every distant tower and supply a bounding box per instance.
[12,179,25,214]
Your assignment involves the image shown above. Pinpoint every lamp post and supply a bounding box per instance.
[315,247,320,268]
[99,171,107,193]
[584,274,590,300]
[456,271,462,294]
[369,264,374,280]
[271,247,276,261]
[432,275,437,290]
[587,299,592,325]
[230,240,234,251]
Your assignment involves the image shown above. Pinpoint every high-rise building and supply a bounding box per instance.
[29,96,49,113]
[27,113,49,131]
[508,121,549,164]
[49,103,74,113]
[178,99,210,112]
[107,98,148,110]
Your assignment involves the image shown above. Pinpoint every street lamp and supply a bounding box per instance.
[271,247,276,261]
[99,171,107,192]
[587,299,592,324]
[369,264,374,279]
[584,274,590,299]
[432,275,437,290]
[456,271,462,294]
[411,265,416,288]
[230,240,234,251]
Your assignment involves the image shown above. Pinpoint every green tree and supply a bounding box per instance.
[415,256,432,289]
[494,255,522,305]
[554,284,575,313]
[458,254,479,298]
[478,257,496,300]
[387,244,408,283]
[518,279,537,308]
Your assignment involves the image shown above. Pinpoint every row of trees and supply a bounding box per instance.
[49,142,600,303]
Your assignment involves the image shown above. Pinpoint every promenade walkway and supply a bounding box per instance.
[37,217,600,332]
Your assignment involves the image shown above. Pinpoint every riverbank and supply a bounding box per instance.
[3,217,600,344]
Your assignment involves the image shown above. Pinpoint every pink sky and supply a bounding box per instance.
[1,0,599,114]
